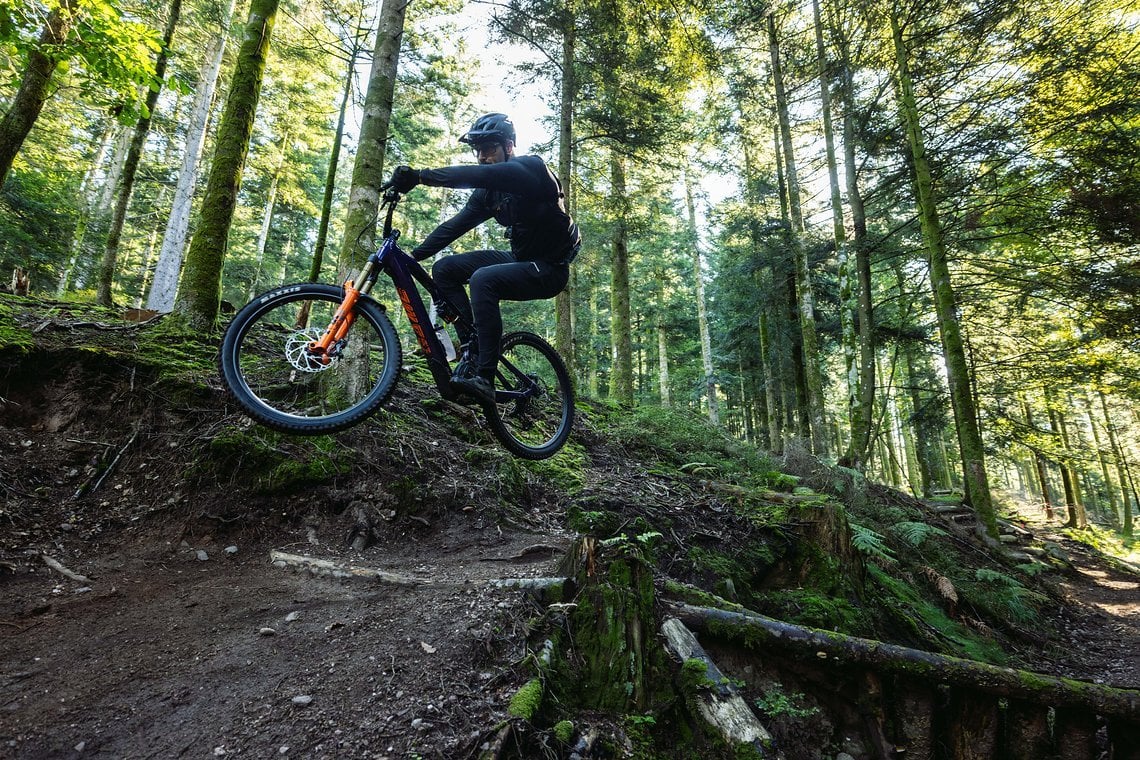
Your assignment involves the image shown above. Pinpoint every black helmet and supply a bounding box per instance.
[459,113,516,146]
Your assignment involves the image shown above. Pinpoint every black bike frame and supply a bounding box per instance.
[347,197,462,401]
[347,190,542,410]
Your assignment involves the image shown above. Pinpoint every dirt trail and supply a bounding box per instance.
[1,522,568,759]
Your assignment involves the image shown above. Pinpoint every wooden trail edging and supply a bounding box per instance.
[665,601,1140,721]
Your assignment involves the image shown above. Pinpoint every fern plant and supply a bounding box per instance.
[890,521,949,548]
[850,523,896,564]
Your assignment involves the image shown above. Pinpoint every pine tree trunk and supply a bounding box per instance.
[772,124,805,445]
[247,155,283,299]
[95,0,183,307]
[903,344,935,497]
[587,279,600,397]
[1099,391,1134,538]
[739,125,779,452]
[657,278,670,407]
[836,20,875,471]
[889,10,996,537]
[609,149,633,405]
[336,0,408,278]
[57,125,114,295]
[1046,388,1087,529]
[554,2,576,376]
[815,0,863,467]
[1082,393,1120,524]
[0,0,76,189]
[1023,398,1057,520]
[685,172,718,425]
[305,47,356,284]
[149,0,236,312]
[769,14,829,457]
[176,0,280,328]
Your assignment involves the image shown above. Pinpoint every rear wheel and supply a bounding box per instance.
[219,283,402,434]
[484,331,574,459]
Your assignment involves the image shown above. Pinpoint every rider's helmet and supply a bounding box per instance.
[459,113,516,147]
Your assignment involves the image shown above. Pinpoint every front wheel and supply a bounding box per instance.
[219,283,402,434]
[484,331,574,459]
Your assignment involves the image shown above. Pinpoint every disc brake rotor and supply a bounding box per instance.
[285,328,333,373]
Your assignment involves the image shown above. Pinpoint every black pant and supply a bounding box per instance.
[432,250,569,377]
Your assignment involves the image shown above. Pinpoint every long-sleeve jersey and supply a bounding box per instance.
[411,155,581,264]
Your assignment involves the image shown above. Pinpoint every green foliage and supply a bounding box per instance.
[867,565,1008,663]
[522,442,588,494]
[758,589,871,633]
[890,521,949,548]
[967,569,1047,625]
[567,506,624,536]
[1062,524,1140,565]
[753,690,819,719]
[605,404,778,489]
[850,523,896,564]
[202,426,351,492]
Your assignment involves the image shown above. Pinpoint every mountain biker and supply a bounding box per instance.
[386,113,581,404]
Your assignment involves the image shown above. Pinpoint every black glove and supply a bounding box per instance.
[389,165,420,193]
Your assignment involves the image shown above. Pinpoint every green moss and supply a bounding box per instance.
[508,678,543,720]
[680,658,717,691]
[867,565,1007,663]
[685,541,778,605]
[567,505,624,536]
[0,297,35,353]
[757,588,871,633]
[201,426,350,491]
[522,442,588,494]
[552,719,574,743]
[604,404,778,490]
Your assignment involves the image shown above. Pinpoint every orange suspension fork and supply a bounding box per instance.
[308,263,374,362]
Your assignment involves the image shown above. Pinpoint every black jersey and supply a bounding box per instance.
[412,155,581,264]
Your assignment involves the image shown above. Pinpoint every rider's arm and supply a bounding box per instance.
[419,159,547,198]
[411,194,493,261]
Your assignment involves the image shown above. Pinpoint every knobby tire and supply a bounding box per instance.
[484,331,574,460]
[219,283,402,435]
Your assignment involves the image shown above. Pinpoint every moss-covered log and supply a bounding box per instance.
[665,602,1140,721]
[660,617,780,758]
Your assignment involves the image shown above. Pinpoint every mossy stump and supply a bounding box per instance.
[556,537,662,713]
[764,500,865,593]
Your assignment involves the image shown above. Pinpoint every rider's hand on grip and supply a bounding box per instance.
[389,165,420,194]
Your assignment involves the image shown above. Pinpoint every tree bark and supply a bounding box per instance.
[555,0,576,377]
[176,0,280,328]
[685,171,718,425]
[889,10,996,537]
[335,0,408,278]
[660,618,779,757]
[246,125,289,299]
[609,148,633,405]
[1099,391,1134,538]
[656,276,670,406]
[834,14,875,470]
[148,0,237,312]
[0,0,76,189]
[769,14,828,457]
[306,45,357,285]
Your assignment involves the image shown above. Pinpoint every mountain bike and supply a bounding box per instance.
[217,187,574,460]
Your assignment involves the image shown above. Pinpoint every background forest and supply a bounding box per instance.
[1,0,1138,544]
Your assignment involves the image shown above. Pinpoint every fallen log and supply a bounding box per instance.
[664,601,1140,722]
[660,617,782,758]
[269,550,566,593]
